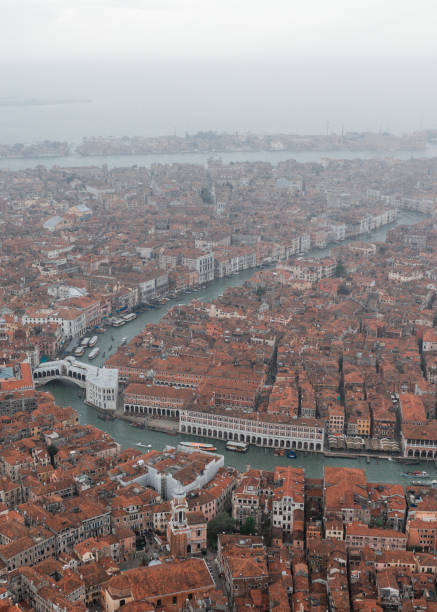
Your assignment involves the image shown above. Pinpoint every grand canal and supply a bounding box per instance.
[45,210,437,483]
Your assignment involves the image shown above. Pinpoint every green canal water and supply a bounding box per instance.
[45,210,437,482]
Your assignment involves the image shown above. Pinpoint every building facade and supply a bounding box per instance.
[180,409,324,451]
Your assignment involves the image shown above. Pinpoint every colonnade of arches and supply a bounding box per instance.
[124,404,180,418]
[179,424,322,451]
[33,368,86,383]
[407,448,437,459]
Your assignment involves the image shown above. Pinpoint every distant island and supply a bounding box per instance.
[76,130,433,156]
[1,129,437,159]
[0,140,71,159]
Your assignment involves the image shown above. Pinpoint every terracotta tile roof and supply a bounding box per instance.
[105,558,214,600]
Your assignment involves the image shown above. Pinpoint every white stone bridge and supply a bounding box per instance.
[33,357,87,387]
[33,356,118,413]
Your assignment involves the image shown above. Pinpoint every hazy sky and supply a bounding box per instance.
[3,0,437,61]
[1,1,436,141]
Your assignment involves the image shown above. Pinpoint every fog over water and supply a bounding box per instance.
[1,59,437,143]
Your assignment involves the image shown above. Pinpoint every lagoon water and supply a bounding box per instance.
[2,58,437,145]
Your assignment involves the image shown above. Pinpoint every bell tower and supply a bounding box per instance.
[167,484,191,558]
[171,485,188,527]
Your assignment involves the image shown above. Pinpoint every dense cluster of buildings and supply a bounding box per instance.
[112,205,437,458]
[0,157,437,450]
[0,155,433,355]
[0,152,436,608]
[0,382,434,610]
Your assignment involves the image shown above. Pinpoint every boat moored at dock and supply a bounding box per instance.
[88,335,98,347]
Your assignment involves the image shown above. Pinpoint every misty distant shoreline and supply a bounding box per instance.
[0,130,435,161]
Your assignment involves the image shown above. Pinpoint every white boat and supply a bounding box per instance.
[136,442,152,449]
[122,313,137,322]
[179,441,217,451]
[81,337,91,347]
[88,347,100,359]
[111,318,125,327]
[74,346,85,357]
[226,440,249,452]
[88,335,98,347]
[120,337,128,345]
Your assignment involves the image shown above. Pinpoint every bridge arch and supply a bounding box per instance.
[33,358,91,391]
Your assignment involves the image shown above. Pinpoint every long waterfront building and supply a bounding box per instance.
[179,409,324,451]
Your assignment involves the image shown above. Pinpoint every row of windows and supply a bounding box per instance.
[185,424,321,440]
[235,498,258,505]
[186,414,317,433]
